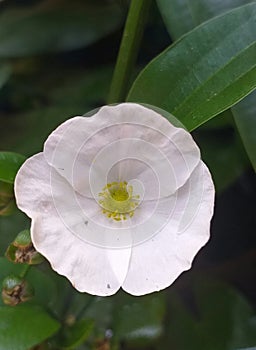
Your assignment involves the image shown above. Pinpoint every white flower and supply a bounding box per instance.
[15,103,215,296]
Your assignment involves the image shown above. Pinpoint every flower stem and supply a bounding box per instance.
[19,264,30,278]
[108,0,152,104]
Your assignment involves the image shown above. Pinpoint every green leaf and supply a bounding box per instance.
[194,117,250,192]
[0,304,60,350]
[60,320,94,349]
[127,4,256,131]
[0,67,112,156]
[0,181,16,216]
[164,279,256,350]
[141,103,186,129]
[156,0,255,40]
[232,91,256,171]
[113,292,166,346]
[0,2,123,57]
[0,258,57,308]
[0,152,26,184]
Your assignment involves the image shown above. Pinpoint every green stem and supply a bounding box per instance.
[19,264,30,278]
[108,0,152,104]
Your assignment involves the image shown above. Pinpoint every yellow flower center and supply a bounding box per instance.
[98,181,140,221]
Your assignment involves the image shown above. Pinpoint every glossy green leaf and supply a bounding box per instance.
[127,4,256,131]
[0,2,123,57]
[164,279,256,350]
[0,304,60,350]
[60,319,94,349]
[0,152,26,184]
[0,258,57,308]
[113,293,165,345]
[232,91,256,171]
[156,0,255,40]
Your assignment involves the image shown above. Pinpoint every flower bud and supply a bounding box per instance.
[5,229,44,265]
[0,181,15,216]
[2,274,34,306]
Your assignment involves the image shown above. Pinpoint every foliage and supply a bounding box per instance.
[0,0,255,349]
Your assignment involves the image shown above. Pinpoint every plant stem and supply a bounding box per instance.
[19,264,30,278]
[108,0,152,104]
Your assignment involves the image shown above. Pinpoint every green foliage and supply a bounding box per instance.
[0,181,16,216]
[128,3,256,131]
[113,292,166,346]
[0,258,57,308]
[194,116,250,192]
[155,0,256,172]
[156,0,255,40]
[232,91,256,172]
[161,279,256,350]
[0,0,255,349]
[60,319,94,349]
[0,1,123,57]
[0,304,60,350]
[0,152,26,184]
[0,64,11,90]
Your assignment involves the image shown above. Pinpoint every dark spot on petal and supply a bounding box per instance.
[107,284,111,289]
[84,221,88,225]
[58,167,64,170]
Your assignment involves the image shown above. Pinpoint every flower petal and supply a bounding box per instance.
[122,161,214,296]
[31,215,130,295]
[15,153,131,294]
[43,103,200,198]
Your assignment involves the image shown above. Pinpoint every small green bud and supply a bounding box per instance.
[2,274,34,306]
[5,230,44,265]
[0,181,15,216]
[13,229,32,248]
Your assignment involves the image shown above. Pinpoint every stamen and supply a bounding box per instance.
[98,181,139,221]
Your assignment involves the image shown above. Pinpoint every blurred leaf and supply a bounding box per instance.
[0,304,60,350]
[60,319,94,349]
[68,293,113,337]
[195,109,234,130]
[0,1,123,57]
[164,279,256,350]
[0,210,28,255]
[0,67,112,156]
[156,0,255,40]
[0,64,11,89]
[127,4,256,131]
[113,292,166,346]
[0,152,26,184]
[0,258,57,308]
[0,181,16,216]
[194,121,250,192]
[232,91,256,172]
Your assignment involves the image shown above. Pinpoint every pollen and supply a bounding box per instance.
[98,181,140,221]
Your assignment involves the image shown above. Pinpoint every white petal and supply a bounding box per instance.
[15,153,131,294]
[122,161,214,296]
[43,103,200,198]
[31,214,130,296]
